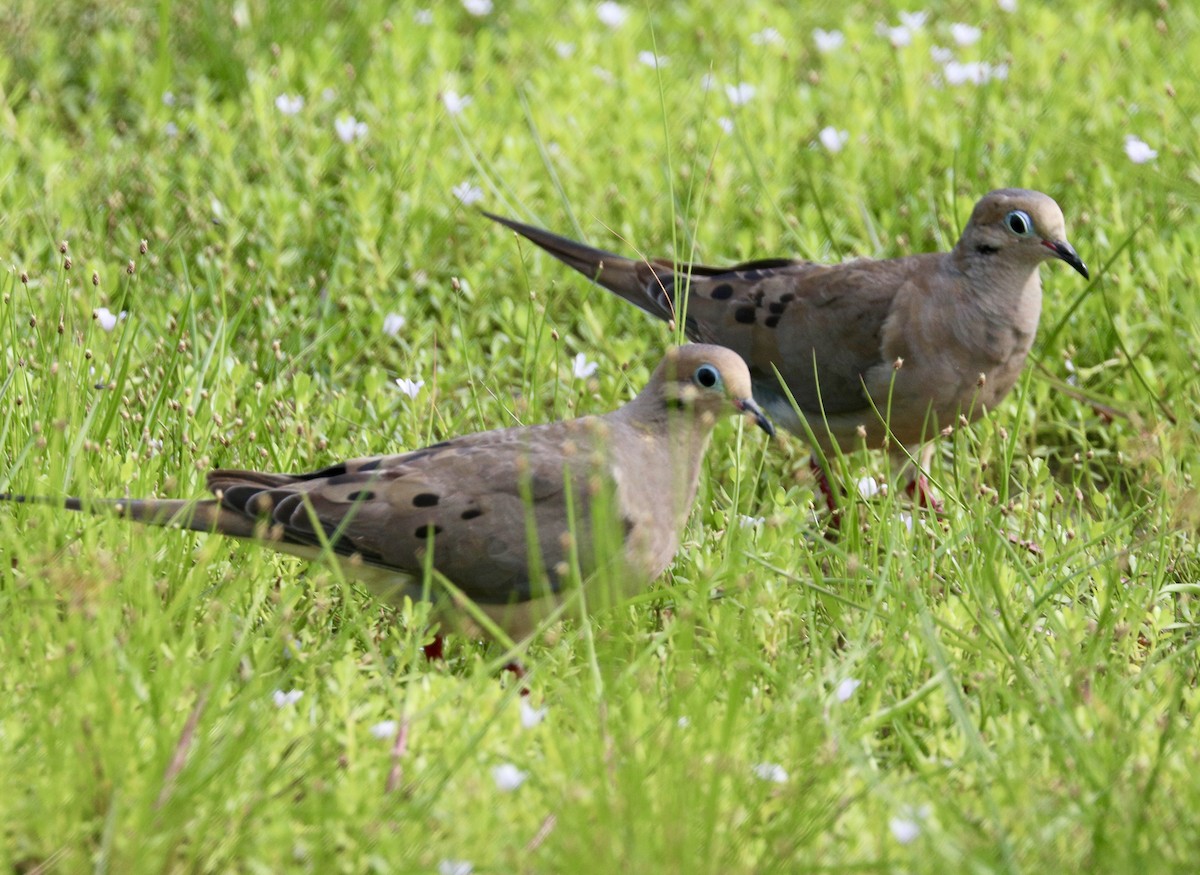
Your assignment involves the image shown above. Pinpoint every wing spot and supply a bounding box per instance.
[711,283,734,300]
[347,490,376,502]
[734,307,756,324]
[768,301,787,315]
[414,524,443,539]
[765,315,781,328]
[779,292,795,303]
[413,493,440,507]
[461,508,484,520]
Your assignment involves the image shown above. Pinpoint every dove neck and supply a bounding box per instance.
[608,396,715,517]
[950,245,1044,313]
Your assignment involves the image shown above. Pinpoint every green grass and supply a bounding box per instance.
[2,0,1199,871]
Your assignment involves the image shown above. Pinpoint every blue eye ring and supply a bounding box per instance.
[1005,209,1034,237]
[694,364,721,389]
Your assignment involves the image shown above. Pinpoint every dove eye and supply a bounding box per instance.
[693,364,721,389]
[1005,210,1034,237]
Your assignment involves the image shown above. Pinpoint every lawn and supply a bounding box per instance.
[1,0,1198,871]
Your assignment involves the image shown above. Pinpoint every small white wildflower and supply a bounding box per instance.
[164,122,179,138]
[898,512,914,532]
[950,23,982,46]
[321,87,336,102]
[520,700,548,728]
[878,24,913,47]
[93,307,127,332]
[395,378,425,398]
[439,862,474,875]
[856,476,880,498]
[492,763,528,792]
[725,82,756,106]
[462,0,492,15]
[738,515,765,529]
[555,41,576,58]
[835,678,862,702]
[1124,134,1158,164]
[638,51,667,68]
[751,27,784,47]
[334,115,368,143]
[997,0,1017,11]
[819,126,849,152]
[812,28,845,53]
[414,8,433,24]
[572,352,599,379]
[442,90,472,115]
[370,720,399,739]
[272,689,303,708]
[452,181,484,206]
[890,816,921,843]
[898,10,928,30]
[700,72,718,92]
[232,2,250,29]
[717,116,735,134]
[944,60,1006,86]
[592,66,616,85]
[597,1,629,28]
[382,313,406,337]
[275,93,304,115]
[162,91,176,106]
[752,762,788,783]
[677,716,691,728]
[930,45,954,64]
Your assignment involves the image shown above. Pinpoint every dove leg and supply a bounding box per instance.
[423,635,445,661]
[902,443,944,513]
[808,456,843,531]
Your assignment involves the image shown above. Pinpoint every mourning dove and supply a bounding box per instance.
[1,345,773,642]
[485,189,1088,514]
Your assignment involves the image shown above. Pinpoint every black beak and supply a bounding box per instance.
[1043,239,1089,279]
[735,398,776,437]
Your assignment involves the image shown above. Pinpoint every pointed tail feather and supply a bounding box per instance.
[483,211,674,320]
[0,493,260,539]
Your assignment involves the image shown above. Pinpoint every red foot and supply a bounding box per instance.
[423,635,445,661]
[905,475,945,514]
[502,660,530,697]
[809,456,844,535]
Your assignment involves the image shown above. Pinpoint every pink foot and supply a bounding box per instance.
[502,660,530,697]
[809,456,842,532]
[905,475,945,514]
[423,635,445,662]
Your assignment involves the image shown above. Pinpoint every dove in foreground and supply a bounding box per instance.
[486,189,1088,518]
[1,345,773,642]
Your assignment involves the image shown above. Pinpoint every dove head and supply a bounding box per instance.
[644,344,775,437]
[959,189,1089,279]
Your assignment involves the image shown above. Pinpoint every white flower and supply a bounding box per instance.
[812,28,845,53]
[93,307,127,332]
[818,126,849,152]
[751,27,784,47]
[592,66,616,85]
[898,511,914,532]
[930,45,954,64]
[162,91,176,106]
[856,476,880,499]
[520,700,548,728]
[890,816,921,843]
[321,87,336,102]
[877,24,913,47]
[334,115,368,143]
[272,689,303,708]
[572,352,599,379]
[677,716,691,728]
[950,23,981,46]
[275,93,304,115]
[752,762,788,783]
[725,82,756,106]
[997,0,1017,11]
[898,10,928,30]
[638,51,668,68]
[717,116,734,134]
[462,0,492,15]
[835,678,862,702]
[382,313,406,337]
[370,720,399,739]
[164,122,179,138]
[555,41,576,58]
[415,8,433,24]
[442,90,472,115]
[492,763,528,791]
[700,73,718,92]
[452,181,484,206]
[438,861,474,875]
[943,60,1007,86]
[1124,134,1158,164]
[395,378,425,398]
[738,515,765,529]
[597,1,628,28]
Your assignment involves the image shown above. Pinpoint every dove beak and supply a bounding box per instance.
[734,398,776,437]
[1043,239,1089,279]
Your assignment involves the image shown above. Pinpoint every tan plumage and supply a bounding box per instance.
[486,190,1088,509]
[1,345,773,640]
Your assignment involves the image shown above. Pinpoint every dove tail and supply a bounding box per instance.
[483,211,668,318]
[0,493,259,538]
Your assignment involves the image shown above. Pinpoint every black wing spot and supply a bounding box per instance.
[347,490,376,502]
[357,458,382,472]
[461,508,484,520]
[779,292,795,303]
[765,315,781,328]
[414,524,443,539]
[768,301,787,315]
[734,307,756,324]
[711,283,734,300]
[413,493,440,507]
